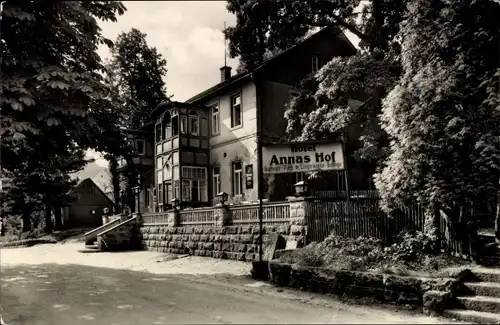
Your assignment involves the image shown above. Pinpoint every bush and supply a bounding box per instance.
[385,229,438,262]
[278,231,468,275]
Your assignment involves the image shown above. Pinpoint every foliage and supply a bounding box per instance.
[384,229,437,262]
[108,28,168,129]
[374,0,500,215]
[1,0,127,231]
[228,0,500,221]
[279,233,466,275]
[226,0,406,166]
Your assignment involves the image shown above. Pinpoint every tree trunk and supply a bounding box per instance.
[109,156,120,214]
[495,184,500,244]
[44,204,53,233]
[21,210,31,233]
[54,207,63,230]
[0,217,5,236]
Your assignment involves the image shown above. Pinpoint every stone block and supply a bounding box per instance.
[277,225,289,235]
[212,251,222,259]
[203,242,214,250]
[251,226,261,235]
[214,243,221,251]
[423,290,451,315]
[290,225,304,236]
[240,234,253,243]
[236,252,246,261]
[420,278,459,295]
[269,262,292,287]
[194,227,204,234]
[354,272,384,289]
[200,234,208,242]
[236,244,247,252]
[191,235,200,241]
[245,253,256,262]
[383,275,422,295]
[225,252,237,260]
[240,226,251,234]
[396,292,422,307]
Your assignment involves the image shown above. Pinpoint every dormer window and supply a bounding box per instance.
[162,112,172,139]
[189,110,199,135]
[180,115,187,134]
[312,55,319,73]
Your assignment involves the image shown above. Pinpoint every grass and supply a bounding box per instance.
[0,227,93,248]
[278,233,472,277]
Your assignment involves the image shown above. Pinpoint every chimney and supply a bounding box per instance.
[220,66,232,82]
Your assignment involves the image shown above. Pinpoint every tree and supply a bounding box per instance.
[1,0,126,232]
[226,0,406,174]
[374,0,500,219]
[106,28,169,211]
[227,0,500,233]
[109,28,168,129]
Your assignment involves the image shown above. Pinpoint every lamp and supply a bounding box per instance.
[294,181,309,196]
[171,198,180,209]
[91,209,96,215]
[217,192,229,204]
[132,185,142,214]
[103,207,109,215]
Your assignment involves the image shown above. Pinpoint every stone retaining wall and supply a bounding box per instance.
[139,224,294,262]
[262,261,460,314]
[97,217,139,251]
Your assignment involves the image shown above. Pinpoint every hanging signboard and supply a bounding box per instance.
[245,165,254,189]
[262,141,345,175]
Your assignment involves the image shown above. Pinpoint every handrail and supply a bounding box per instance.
[84,218,121,237]
[97,216,137,237]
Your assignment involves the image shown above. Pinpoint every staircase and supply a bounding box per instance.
[443,267,500,324]
[81,215,139,252]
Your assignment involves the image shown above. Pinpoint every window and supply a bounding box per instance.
[158,183,164,206]
[213,166,220,196]
[181,166,208,202]
[162,114,172,139]
[312,55,319,73]
[155,124,162,142]
[211,104,220,135]
[174,180,180,199]
[165,183,173,207]
[231,94,242,128]
[180,115,187,134]
[232,161,243,196]
[163,155,172,180]
[136,140,145,155]
[172,116,179,136]
[189,111,199,135]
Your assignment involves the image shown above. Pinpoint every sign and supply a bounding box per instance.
[262,141,345,175]
[245,165,253,189]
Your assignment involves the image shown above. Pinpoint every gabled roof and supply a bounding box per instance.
[150,100,203,120]
[182,25,355,105]
[74,178,114,206]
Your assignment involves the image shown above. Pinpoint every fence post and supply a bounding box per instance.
[168,209,180,227]
[287,196,309,247]
[214,203,231,227]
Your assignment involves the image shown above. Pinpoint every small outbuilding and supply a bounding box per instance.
[63,178,114,228]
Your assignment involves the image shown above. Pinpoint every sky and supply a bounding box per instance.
[87,1,360,168]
